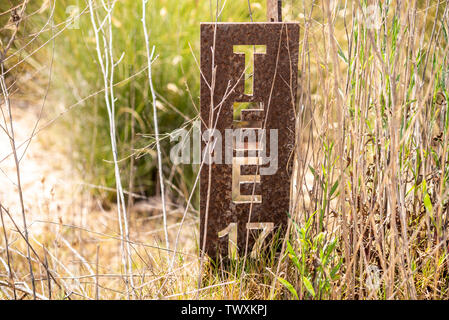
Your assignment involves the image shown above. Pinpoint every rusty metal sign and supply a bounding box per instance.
[200,22,299,259]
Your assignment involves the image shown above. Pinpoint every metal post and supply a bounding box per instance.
[267,0,282,22]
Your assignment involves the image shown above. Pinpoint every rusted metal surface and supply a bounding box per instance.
[200,23,299,259]
[267,0,282,22]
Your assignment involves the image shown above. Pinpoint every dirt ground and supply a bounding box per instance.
[0,101,82,234]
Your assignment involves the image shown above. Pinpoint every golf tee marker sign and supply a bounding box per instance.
[200,22,299,259]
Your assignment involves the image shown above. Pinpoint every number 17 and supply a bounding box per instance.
[218,222,274,259]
